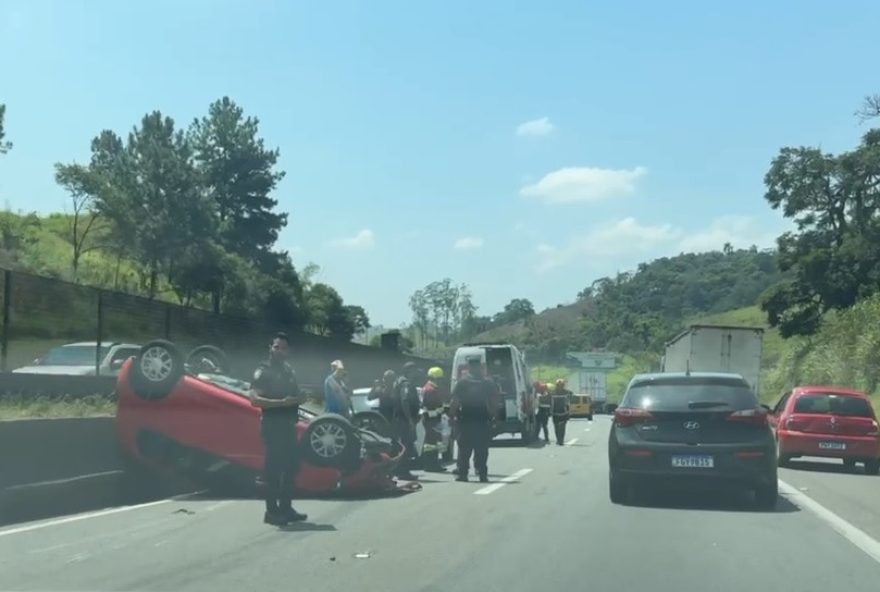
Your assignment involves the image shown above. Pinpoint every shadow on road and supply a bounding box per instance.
[278,522,337,533]
[627,482,801,514]
[784,459,875,476]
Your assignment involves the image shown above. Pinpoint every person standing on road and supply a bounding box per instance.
[551,378,572,446]
[450,356,499,483]
[534,381,552,443]
[368,369,397,423]
[420,367,448,472]
[392,362,421,480]
[249,332,308,526]
[324,359,352,419]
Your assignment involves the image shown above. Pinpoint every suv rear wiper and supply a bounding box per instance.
[687,401,731,409]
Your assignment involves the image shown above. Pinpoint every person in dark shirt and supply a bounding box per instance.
[393,362,421,480]
[550,379,573,446]
[450,356,499,483]
[249,332,308,526]
[368,369,397,423]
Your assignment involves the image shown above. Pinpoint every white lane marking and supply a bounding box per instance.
[583,427,591,432]
[779,479,880,565]
[474,468,533,495]
[0,490,205,538]
[566,438,579,446]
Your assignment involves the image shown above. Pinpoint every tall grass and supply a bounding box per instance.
[0,395,116,420]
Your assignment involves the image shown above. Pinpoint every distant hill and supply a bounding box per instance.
[466,248,783,362]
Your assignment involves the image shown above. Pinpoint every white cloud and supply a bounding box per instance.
[535,217,679,272]
[534,214,786,273]
[454,237,484,250]
[328,229,375,249]
[520,166,647,204]
[677,215,779,253]
[516,117,556,137]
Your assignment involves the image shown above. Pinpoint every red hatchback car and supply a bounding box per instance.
[116,340,406,496]
[769,386,880,475]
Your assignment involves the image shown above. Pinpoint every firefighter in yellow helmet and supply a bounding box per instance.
[551,378,573,446]
[420,366,447,472]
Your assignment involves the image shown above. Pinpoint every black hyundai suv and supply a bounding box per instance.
[608,372,777,509]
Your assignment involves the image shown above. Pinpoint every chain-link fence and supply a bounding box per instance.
[0,269,438,389]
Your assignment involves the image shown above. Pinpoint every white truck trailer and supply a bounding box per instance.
[661,325,764,394]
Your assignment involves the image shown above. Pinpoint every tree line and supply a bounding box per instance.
[1,99,369,341]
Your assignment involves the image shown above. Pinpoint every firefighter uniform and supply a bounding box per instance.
[420,367,447,472]
[451,357,499,483]
[535,382,552,443]
[551,379,572,446]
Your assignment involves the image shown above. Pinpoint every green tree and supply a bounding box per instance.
[493,298,536,325]
[0,104,11,154]
[54,164,102,280]
[761,129,880,336]
[344,305,371,336]
[189,97,287,270]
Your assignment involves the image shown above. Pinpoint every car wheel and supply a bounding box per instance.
[609,470,629,504]
[754,479,778,510]
[865,459,880,476]
[302,413,361,469]
[587,414,593,421]
[351,411,392,438]
[186,345,230,375]
[129,340,185,400]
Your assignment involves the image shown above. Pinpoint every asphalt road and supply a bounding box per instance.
[2,417,880,592]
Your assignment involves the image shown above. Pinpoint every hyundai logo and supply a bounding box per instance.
[683,421,701,430]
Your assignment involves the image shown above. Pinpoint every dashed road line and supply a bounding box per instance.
[779,479,880,565]
[474,468,533,495]
[565,438,579,446]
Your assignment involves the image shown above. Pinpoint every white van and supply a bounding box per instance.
[450,343,536,442]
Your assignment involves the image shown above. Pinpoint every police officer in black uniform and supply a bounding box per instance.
[249,332,308,526]
[450,356,499,483]
[392,362,421,480]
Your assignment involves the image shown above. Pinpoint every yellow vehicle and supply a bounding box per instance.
[570,394,593,420]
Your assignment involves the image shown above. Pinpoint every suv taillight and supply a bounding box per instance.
[614,407,653,427]
[869,420,879,437]
[726,407,769,427]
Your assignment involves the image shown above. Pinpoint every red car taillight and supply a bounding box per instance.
[726,407,769,427]
[869,420,879,437]
[614,407,653,427]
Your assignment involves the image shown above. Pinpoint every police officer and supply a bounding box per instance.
[249,332,308,526]
[368,369,397,423]
[450,356,499,483]
[393,362,421,480]
[551,378,572,446]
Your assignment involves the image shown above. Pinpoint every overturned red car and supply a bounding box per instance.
[116,340,407,496]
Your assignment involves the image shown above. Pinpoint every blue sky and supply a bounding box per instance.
[1,1,878,327]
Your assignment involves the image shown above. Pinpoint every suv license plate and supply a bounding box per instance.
[671,455,714,468]
[818,442,846,450]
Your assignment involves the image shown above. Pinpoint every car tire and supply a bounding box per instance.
[754,479,778,510]
[186,345,230,375]
[587,413,593,421]
[351,411,392,439]
[609,470,629,504]
[865,459,880,476]
[302,413,361,470]
[129,340,185,400]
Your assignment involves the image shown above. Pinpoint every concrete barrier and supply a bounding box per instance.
[0,417,195,526]
[0,373,116,398]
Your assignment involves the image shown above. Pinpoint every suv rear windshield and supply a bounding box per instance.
[793,394,874,417]
[623,377,757,412]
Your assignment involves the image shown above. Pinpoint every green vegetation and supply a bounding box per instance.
[0,395,115,420]
[1,98,368,343]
